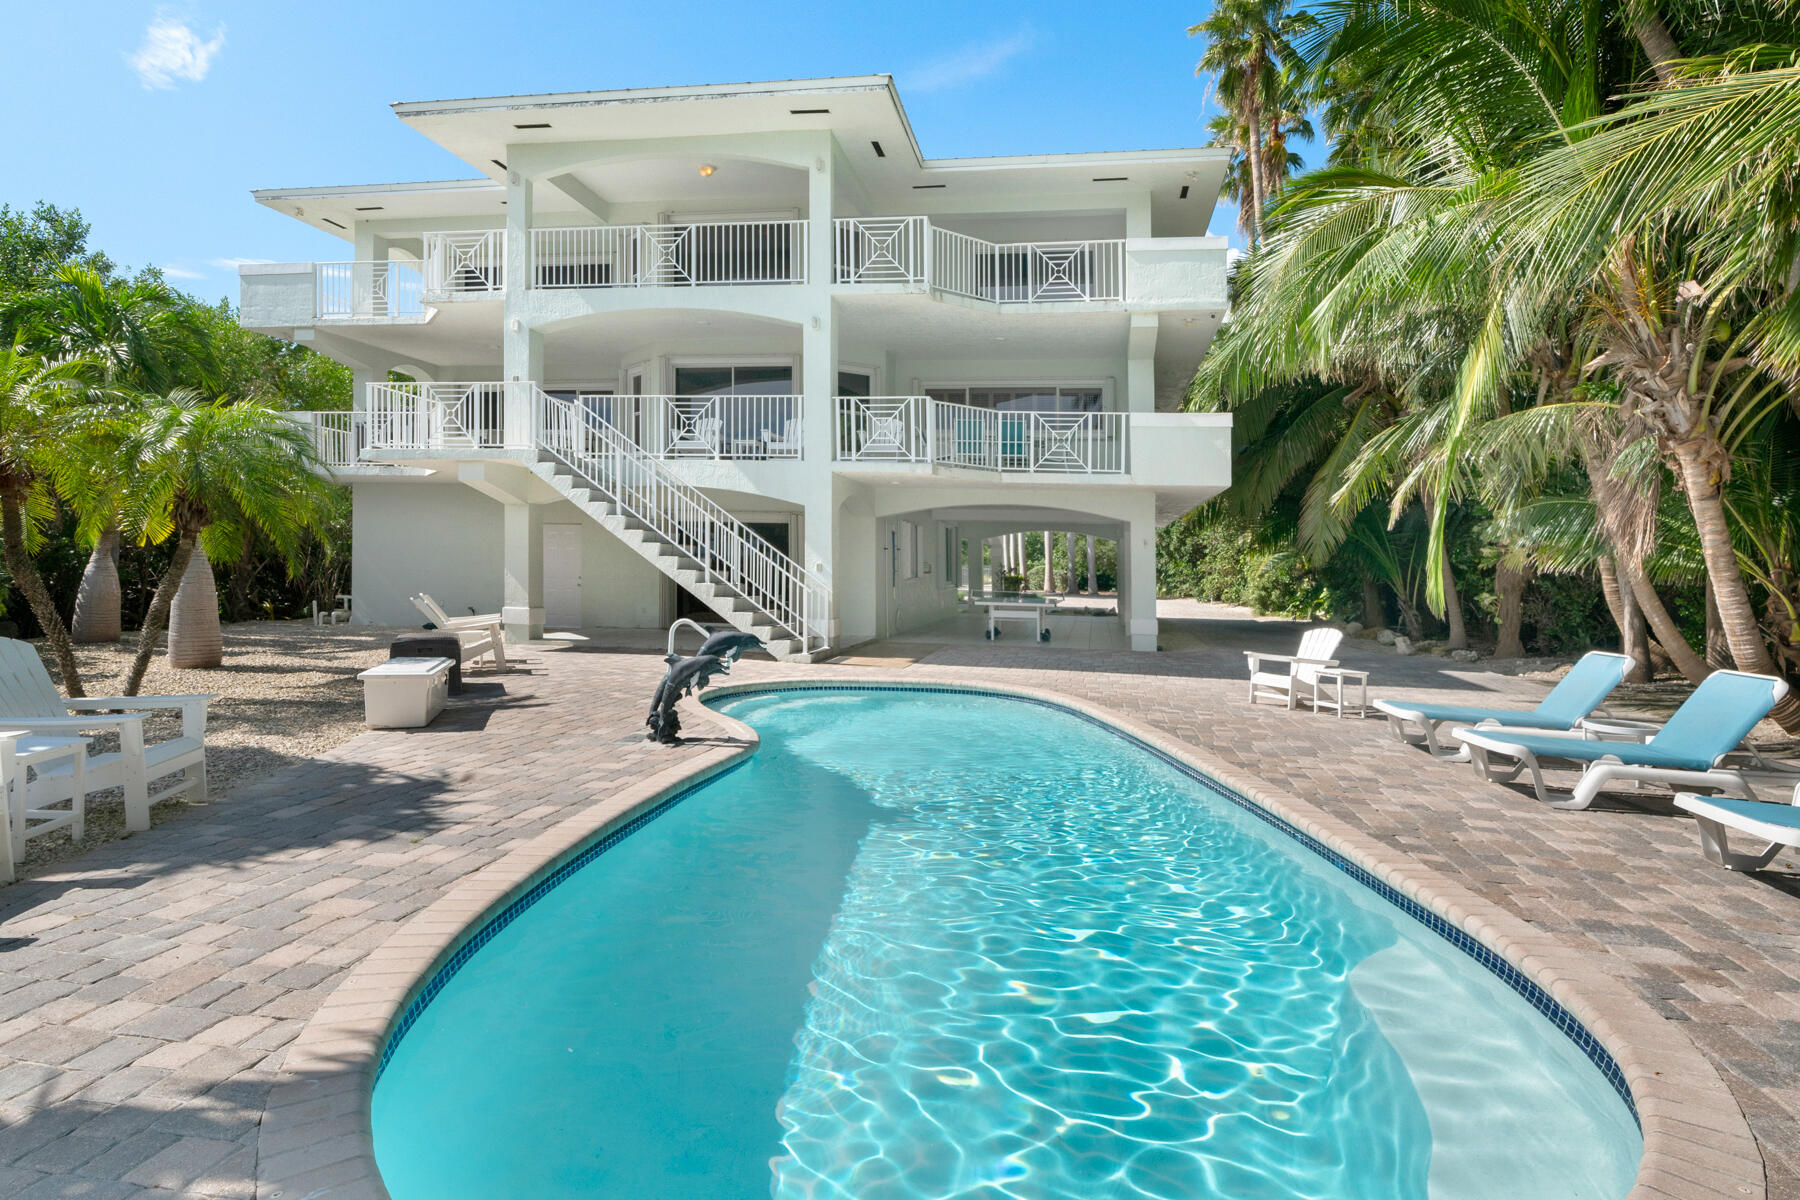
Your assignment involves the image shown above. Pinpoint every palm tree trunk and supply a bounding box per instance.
[1242,96,1267,244]
[168,543,222,669]
[1043,531,1054,592]
[1441,557,1468,649]
[71,526,122,643]
[1598,555,1651,682]
[125,533,196,696]
[1671,444,1800,729]
[1619,557,1711,684]
[0,493,84,697]
[1065,531,1078,593]
[1494,562,1531,659]
[1361,570,1386,630]
[1705,578,1732,668]
[1629,11,1681,82]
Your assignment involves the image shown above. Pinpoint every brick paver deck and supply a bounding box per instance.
[1,614,1796,1198]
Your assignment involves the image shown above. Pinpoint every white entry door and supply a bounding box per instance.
[543,524,583,628]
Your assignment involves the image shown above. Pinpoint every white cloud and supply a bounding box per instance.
[908,29,1033,93]
[128,14,226,90]
[160,265,206,279]
[211,257,271,269]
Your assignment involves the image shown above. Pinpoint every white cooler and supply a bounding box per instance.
[358,657,454,728]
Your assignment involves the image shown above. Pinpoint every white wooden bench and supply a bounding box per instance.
[357,658,454,729]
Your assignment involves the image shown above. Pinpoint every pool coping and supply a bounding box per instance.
[255,677,1764,1200]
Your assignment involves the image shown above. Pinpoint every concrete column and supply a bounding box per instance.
[1086,535,1098,596]
[1127,315,1159,413]
[350,368,380,414]
[502,167,538,444]
[1117,502,1158,652]
[502,500,544,642]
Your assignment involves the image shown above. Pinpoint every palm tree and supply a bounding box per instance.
[1190,0,1304,244]
[7,266,214,643]
[109,392,334,695]
[0,347,103,695]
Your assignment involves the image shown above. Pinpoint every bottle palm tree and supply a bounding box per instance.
[0,347,104,695]
[108,391,334,695]
[7,265,214,643]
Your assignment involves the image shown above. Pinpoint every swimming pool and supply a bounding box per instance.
[371,686,1641,1199]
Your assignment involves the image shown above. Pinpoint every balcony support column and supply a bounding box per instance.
[1128,314,1158,413]
[500,499,545,643]
[1116,496,1158,652]
[503,166,538,444]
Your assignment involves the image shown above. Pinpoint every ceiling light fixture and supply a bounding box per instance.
[698,164,716,177]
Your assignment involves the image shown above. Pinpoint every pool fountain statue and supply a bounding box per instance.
[645,621,764,743]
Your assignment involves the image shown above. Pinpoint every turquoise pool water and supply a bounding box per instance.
[372,688,1641,1199]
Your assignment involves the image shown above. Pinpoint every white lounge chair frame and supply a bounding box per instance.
[409,594,509,669]
[1244,627,1345,710]
[0,639,212,833]
[1674,785,1800,872]
[1454,671,1791,810]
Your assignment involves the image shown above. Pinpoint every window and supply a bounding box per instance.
[837,370,873,398]
[898,520,918,580]
[925,385,1103,412]
[672,365,793,396]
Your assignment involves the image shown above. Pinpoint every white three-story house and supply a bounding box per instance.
[239,75,1232,659]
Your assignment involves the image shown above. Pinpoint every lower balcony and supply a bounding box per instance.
[836,397,1128,474]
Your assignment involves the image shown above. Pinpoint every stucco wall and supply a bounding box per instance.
[239,264,316,330]
[351,480,506,627]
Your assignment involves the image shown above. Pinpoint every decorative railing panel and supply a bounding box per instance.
[835,397,929,462]
[290,411,361,469]
[531,220,808,288]
[423,230,505,296]
[832,217,927,285]
[314,261,425,320]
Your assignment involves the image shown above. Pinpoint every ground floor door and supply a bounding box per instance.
[544,524,583,628]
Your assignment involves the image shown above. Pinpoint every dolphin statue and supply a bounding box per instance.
[645,652,731,743]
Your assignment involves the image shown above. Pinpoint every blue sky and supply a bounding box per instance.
[1,2,1237,302]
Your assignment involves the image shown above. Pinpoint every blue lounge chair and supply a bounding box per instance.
[1373,651,1633,755]
[1453,670,1790,810]
[1674,786,1800,872]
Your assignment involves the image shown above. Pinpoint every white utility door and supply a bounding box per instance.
[543,524,584,628]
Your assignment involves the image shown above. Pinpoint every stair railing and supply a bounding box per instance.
[534,386,829,650]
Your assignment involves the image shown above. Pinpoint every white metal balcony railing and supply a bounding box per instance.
[534,386,829,648]
[290,410,362,469]
[931,228,1125,303]
[364,381,515,450]
[831,218,1127,303]
[314,261,426,320]
[835,396,1128,473]
[584,394,801,460]
[531,220,808,289]
[424,230,505,296]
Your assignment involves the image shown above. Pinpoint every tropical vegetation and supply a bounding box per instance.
[0,201,351,693]
[1171,0,1800,728]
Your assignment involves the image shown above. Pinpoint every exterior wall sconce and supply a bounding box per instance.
[698,164,716,177]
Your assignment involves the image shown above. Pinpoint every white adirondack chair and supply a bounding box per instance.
[760,418,803,458]
[409,594,509,669]
[0,639,212,833]
[1244,627,1345,710]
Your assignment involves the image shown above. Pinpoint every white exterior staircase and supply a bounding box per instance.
[530,387,831,662]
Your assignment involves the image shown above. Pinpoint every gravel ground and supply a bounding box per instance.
[10,621,403,879]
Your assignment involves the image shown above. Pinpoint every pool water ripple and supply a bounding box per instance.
[371,688,1639,1199]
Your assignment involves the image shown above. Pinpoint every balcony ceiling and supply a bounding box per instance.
[392,75,1230,237]
[553,156,805,210]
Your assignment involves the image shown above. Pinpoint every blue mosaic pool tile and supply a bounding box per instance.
[373,683,1638,1128]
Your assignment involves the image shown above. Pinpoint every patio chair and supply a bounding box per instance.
[0,638,212,833]
[1674,783,1800,872]
[409,594,508,670]
[1373,650,1633,756]
[760,418,803,457]
[1244,627,1344,710]
[1452,669,1789,810]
